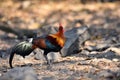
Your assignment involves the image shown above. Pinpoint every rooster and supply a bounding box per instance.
[9,23,65,68]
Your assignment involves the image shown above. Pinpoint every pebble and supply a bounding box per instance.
[112,58,119,62]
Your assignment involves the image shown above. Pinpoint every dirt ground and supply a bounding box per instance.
[0,1,120,80]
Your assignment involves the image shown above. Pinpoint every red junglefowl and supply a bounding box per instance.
[9,23,66,68]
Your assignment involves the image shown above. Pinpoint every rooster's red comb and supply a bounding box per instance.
[58,22,64,32]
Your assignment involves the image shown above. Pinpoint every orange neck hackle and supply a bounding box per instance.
[47,23,65,47]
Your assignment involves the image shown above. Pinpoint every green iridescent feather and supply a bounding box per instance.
[9,41,34,68]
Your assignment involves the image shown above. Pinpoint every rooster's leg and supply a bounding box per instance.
[43,54,52,69]
[43,53,51,66]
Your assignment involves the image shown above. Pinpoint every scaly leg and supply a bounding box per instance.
[43,54,51,65]
[43,54,52,69]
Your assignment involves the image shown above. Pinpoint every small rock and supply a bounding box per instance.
[89,50,118,60]
[0,49,10,59]
[47,52,61,61]
[112,58,119,62]
[84,40,96,46]
[59,69,69,74]
[0,67,38,80]
[78,60,91,65]
[84,43,108,52]
[98,51,117,59]
[66,76,78,80]
[97,70,115,80]
[42,76,57,80]
[34,49,44,60]
[80,50,90,55]
[108,47,120,56]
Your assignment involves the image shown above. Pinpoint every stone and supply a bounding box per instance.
[112,58,119,62]
[0,67,38,80]
[47,52,61,61]
[84,43,109,52]
[97,70,115,80]
[97,51,119,60]
[0,48,11,59]
[61,25,90,56]
[34,49,44,60]
[42,76,57,80]
[0,50,7,59]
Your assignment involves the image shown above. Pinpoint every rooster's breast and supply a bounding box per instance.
[45,39,62,52]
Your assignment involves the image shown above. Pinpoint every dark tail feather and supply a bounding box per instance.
[9,41,35,68]
[9,50,14,68]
